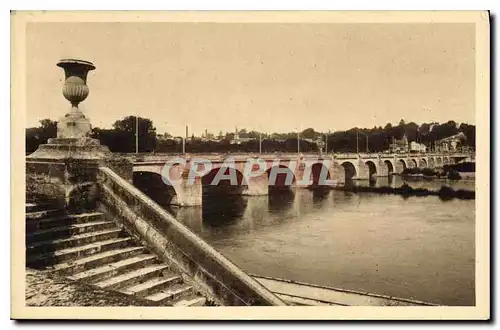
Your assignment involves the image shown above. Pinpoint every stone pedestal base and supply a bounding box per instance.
[28,138,111,160]
[26,138,112,212]
[57,109,92,138]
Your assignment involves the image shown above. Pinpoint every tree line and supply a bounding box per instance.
[26,116,475,154]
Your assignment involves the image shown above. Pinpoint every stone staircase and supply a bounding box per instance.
[25,202,208,306]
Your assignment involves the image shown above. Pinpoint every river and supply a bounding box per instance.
[166,177,475,306]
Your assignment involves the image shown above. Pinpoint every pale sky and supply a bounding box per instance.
[26,22,475,136]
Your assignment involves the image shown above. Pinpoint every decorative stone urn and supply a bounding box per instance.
[28,59,110,160]
[26,58,116,211]
[56,59,95,138]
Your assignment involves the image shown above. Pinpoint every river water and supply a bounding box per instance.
[166,177,475,306]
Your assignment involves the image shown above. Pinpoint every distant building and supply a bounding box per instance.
[200,137,221,142]
[230,127,255,145]
[410,141,427,153]
[157,133,173,141]
[388,133,409,153]
[435,132,467,152]
[200,129,220,142]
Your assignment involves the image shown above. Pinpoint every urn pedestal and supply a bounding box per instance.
[26,59,113,212]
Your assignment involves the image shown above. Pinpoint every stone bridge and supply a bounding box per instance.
[131,152,473,206]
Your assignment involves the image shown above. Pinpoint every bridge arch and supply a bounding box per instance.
[443,157,450,165]
[266,164,296,191]
[310,162,332,188]
[133,171,180,206]
[340,161,357,180]
[202,166,247,196]
[428,157,435,168]
[384,160,395,174]
[435,157,443,167]
[365,160,378,178]
[409,159,418,169]
[397,159,408,173]
[419,158,427,168]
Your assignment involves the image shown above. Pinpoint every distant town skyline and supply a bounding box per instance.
[26,22,475,136]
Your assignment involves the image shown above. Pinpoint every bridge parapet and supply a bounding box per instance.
[127,151,474,164]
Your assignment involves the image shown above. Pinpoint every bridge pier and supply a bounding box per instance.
[395,161,405,174]
[377,159,389,177]
[356,161,370,180]
[243,173,269,196]
[330,163,346,185]
[176,178,203,206]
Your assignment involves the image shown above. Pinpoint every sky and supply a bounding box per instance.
[26,22,475,136]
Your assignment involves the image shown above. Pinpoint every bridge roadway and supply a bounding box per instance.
[130,151,474,206]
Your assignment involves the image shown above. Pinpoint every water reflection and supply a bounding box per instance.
[268,188,295,214]
[167,205,204,233]
[312,187,330,205]
[352,175,475,191]
[202,194,248,228]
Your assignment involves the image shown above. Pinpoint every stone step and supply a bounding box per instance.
[68,254,158,283]
[94,264,173,291]
[23,206,208,307]
[144,283,194,305]
[27,228,123,254]
[52,246,145,275]
[26,221,117,244]
[120,274,184,298]
[27,237,133,267]
[26,212,104,231]
[26,209,64,221]
[173,296,207,307]
[26,203,54,213]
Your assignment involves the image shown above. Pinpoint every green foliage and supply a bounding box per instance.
[26,119,57,153]
[26,116,475,154]
[94,116,157,153]
[301,127,320,140]
[401,167,439,177]
[421,168,439,176]
[447,170,461,181]
[346,182,475,200]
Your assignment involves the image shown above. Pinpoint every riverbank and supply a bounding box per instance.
[401,174,475,182]
[399,163,475,181]
[336,183,475,200]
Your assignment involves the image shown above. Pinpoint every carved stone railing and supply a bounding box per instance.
[97,166,286,306]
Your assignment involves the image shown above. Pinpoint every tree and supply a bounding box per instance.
[39,119,58,134]
[301,128,318,140]
[247,131,260,139]
[26,119,58,153]
[238,128,248,138]
[157,132,172,140]
[459,123,475,147]
[81,118,475,154]
[102,116,157,152]
[418,123,432,136]
[113,116,156,134]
